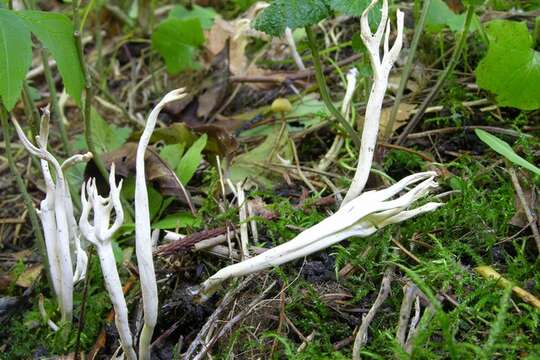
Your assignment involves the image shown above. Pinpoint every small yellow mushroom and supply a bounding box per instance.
[271,98,293,114]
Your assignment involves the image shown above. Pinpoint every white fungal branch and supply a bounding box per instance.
[342,0,405,205]
[197,172,442,298]
[79,164,137,360]
[135,89,189,360]
[12,109,91,324]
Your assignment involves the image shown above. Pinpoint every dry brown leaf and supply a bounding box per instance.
[204,3,269,79]
[15,264,43,288]
[510,181,538,228]
[376,103,417,138]
[100,143,193,207]
[388,75,420,94]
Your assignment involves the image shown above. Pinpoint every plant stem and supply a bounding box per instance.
[41,48,73,155]
[0,104,51,287]
[396,5,475,145]
[72,0,109,180]
[21,83,40,136]
[305,27,362,150]
[384,0,432,140]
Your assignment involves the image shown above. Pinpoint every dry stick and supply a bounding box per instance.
[396,283,418,347]
[183,275,256,359]
[396,5,475,145]
[352,267,393,360]
[0,104,50,285]
[192,281,278,360]
[305,27,362,149]
[508,168,540,252]
[384,0,432,140]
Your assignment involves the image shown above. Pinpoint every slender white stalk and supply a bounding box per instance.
[342,0,405,205]
[285,27,306,71]
[79,165,136,360]
[237,182,249,259]
[135,89,188,360]
[12,109,91,324]
[197,172,441,298]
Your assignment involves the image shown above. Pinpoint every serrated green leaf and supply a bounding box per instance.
[329,0,370,15]
[253,0,332,37]
[475,129,540,176]
[177,134,207,185]
[151,17,205,74]
[475,20,540,110]
[169,4,216,30]
[17,11,85,105]
[0,9,32,110]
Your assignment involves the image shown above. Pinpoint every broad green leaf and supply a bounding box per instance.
[475,20,540,110]
[176,134,207,185]
[153,212,201,230]
[329,0,370,15]
[160,143,186,170]
[229,124,292,187]
[425,0,479,32]
[254,0,332,36]
[0,9,32,110]
[475,129,540,175]
[17,11,85,105]
[151,17,205,74]
[169,4,216,30]
[74,107,131,153]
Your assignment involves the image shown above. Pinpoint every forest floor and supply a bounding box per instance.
[0,1,539,359]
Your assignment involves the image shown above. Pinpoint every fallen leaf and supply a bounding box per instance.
[377,103,417,138]
[228,123,292,187]
[204,3,269,80]
[15,264,43,288]
[100,143,193,206]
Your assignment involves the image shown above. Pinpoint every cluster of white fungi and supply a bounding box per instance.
[13,0,441,358]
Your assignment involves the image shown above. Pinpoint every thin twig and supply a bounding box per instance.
[352,267,393,360]
[508,168,540,252]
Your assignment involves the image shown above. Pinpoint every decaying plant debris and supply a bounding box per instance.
[0,0,539,359]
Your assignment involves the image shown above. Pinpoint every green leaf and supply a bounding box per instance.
[17,11,85,105]
[74,107,131,153]
[425,0,479,32]
[152,212,201,230]
[0,9,32,110]
[475,20,540,110]
[329,0,370,15]
[169,4,216,30]
[176,134,207,185]
[475,129,540,175]
[253,0,332,36]
[229,124,292,187]
[160,143,186,170]
[151,17,205,74]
